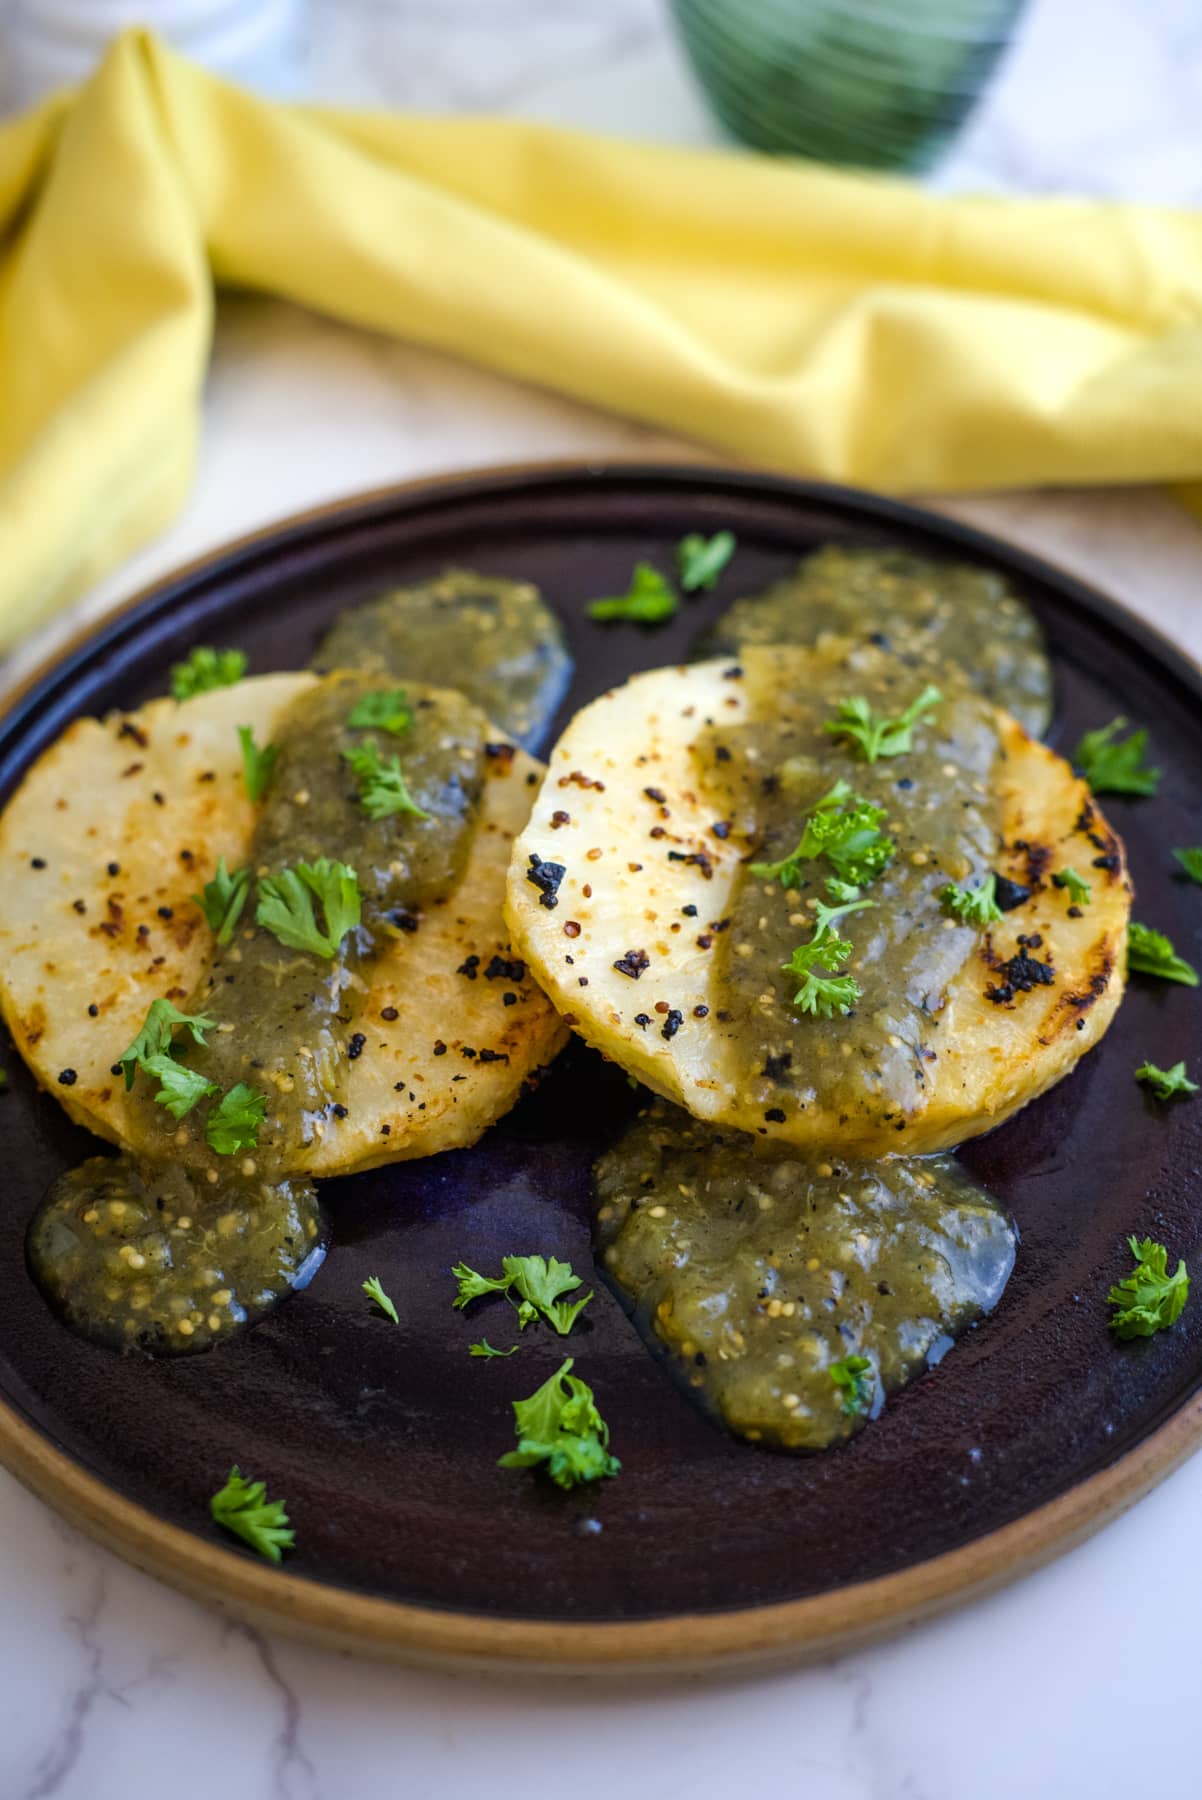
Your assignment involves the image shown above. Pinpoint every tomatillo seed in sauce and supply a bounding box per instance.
[595,1104,1015,1451]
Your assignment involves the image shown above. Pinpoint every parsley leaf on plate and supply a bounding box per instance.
[192,857,251,945]
[676,530,735,593]
[587,562,678,625]
[118,998,215,1091]
[210,1465,294,1563]
[1072,717,1160,796]
[939,874,1004,926]
[362,1275,399,1324]
[824,686,942,763]
[451,1261,513,1308]
[205,1083,267,1155]
[342,741,430,822]
[1108,1237,1189,1339]
[751,781,894,893]
[347,687,414,735]
[452,1254,593,1336]
[1173,847,1202,885]
[497,1357,620,1489]
[780,897,873,1018]
[256,859,361,958]
[141,1051,219,1121]
[170,646,247,700]
[1127,920,1199,987]
[830,1354,874,1417]
[1135,1060,1198,1102]
[1052,868,1092,907]
[469,1339,519,1358]
[237,725,278,804]
[504,1254,593,1335]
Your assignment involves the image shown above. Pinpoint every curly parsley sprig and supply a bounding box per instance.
[362,1275,399,1324]
[205,1083,267,1155]
[751,781,895,894]
[1052,868,1092,907]
[256,858,362,959]
[939,874,1004,926]
[118,999,216,1114]
[588,562,678,625]
[824,686,942,764]
[170,646,246,700]
[498,1357,620,1489]
[676,531,735,593]
[1073,717,1160,796]
[452,1254,593,1336]
[342,741,430,822]
[347,688,414,735]
[1108,1237,1189,1339]
[780,896,873,1018]
[1135,1060,1198,1102]
[192,857,251,945]
[210,1465,294,1563]
[1127,921,1199,987]
[237,726,278,804]
[141,1054,219,1121]
[830,1354,874,1417]
[118,998,215,1087]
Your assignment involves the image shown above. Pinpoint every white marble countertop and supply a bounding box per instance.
[4,2,1202,1796]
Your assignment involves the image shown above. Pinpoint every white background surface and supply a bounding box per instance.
[3,2,1202,1796]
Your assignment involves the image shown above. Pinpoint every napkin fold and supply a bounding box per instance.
[3,28,1202,650]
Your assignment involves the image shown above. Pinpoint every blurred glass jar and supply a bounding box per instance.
[671,0,1027,173]
[6,0,307,108]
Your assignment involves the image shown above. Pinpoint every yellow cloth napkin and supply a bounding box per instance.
[3,28,1202,652]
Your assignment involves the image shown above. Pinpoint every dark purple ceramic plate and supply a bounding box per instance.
[1,465,1200,1672]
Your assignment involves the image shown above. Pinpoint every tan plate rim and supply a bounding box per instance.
[3,1387,1201,1673]
[2,459,1201,1675]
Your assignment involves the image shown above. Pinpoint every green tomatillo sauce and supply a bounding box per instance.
[698,642,1005,1141]
[158,671,489,1175]
[698,545,1052,738]
[29,672,492,1355]
[27,1157,324,1354]
[312,569,572,751]
[595,1103,1015,1450]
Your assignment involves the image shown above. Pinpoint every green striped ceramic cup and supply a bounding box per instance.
[672,0,1027,172]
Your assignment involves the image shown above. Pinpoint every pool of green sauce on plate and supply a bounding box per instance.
[698,544,1052,738]
[27,1158,325,1355]
[595,1103,1015,1450]
[312,568,572,751]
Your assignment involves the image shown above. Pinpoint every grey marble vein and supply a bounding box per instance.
[223,1622,321,1800]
